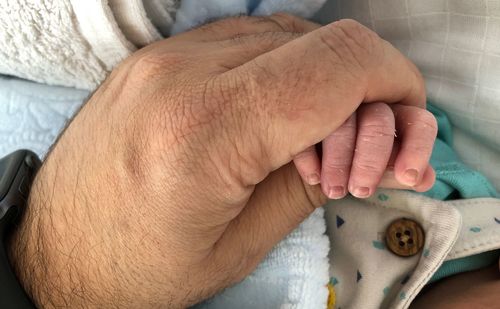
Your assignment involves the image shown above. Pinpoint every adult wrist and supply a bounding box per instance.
[5,149,189,308]
[5,155,104,308]
[6,170,51,308]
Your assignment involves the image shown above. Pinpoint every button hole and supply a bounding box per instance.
[398,241,405,247]
[404,230,411,236]
[396,232,402,238]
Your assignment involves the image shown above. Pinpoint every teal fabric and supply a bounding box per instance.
[429,250,500,284]
[424,103,499,283]
[424,104,498,200]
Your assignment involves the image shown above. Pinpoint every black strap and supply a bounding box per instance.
[0,234,35,308]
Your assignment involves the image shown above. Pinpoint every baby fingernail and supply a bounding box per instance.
[352,186,370,198]
[403,169,419,185]
[307,173,321,185]
[328,186,345,199]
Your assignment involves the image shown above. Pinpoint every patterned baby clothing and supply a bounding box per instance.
[325,104,500,309]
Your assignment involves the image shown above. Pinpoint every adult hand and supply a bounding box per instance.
[9,15,425,308]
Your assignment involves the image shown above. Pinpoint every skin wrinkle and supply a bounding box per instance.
[323,158,355,169]
[320,23,367,76]
[333,20,375,64]
[7,16,439,308]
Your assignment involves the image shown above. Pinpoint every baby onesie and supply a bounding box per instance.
[325,104,500,309]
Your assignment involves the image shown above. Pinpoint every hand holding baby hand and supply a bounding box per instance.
[294,103,437,198]
[10,15,428,308]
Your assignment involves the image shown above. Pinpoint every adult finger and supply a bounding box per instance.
[320,114,357,199]
[348,103,395,198]
[223,19,426,186]
[212,164,326,282]
[208,32,304,71]
[172,13,319,42]
[391,105,438,187]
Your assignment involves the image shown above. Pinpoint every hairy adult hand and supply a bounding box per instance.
[9,15,425,308]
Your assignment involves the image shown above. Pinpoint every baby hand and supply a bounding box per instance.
[294,103,437,199]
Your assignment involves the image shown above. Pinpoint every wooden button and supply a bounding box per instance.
[385,218,424,257]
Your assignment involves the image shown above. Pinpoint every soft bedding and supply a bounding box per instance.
[1,1,500,308]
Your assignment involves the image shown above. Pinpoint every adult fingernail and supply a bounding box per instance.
[328,186,345,199]
[403,169,419,186]
[307,173,321,185]
[351,186,370,198]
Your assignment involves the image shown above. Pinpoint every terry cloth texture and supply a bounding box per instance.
[108,0,163,47]
[0,0,109,89]
[0,0,178,89]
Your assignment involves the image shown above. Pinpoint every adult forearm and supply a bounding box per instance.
[6,156,99,308]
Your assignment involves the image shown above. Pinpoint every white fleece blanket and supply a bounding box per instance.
[0,0,179,89]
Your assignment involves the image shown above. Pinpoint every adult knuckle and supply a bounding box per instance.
[340,19,380,50]
[130,51,186,80]
[196,16,240,36]
[321,19,380,70]
[230,32,297,55]
[200,15,272,39]
[203,149,253,204]
[222,140,268,193]
[267,13,301,31]
[236,13,302,34]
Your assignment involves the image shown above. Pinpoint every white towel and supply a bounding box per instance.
[0,0,178,89]
[0,0,109,89]
[108,0,163,47]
